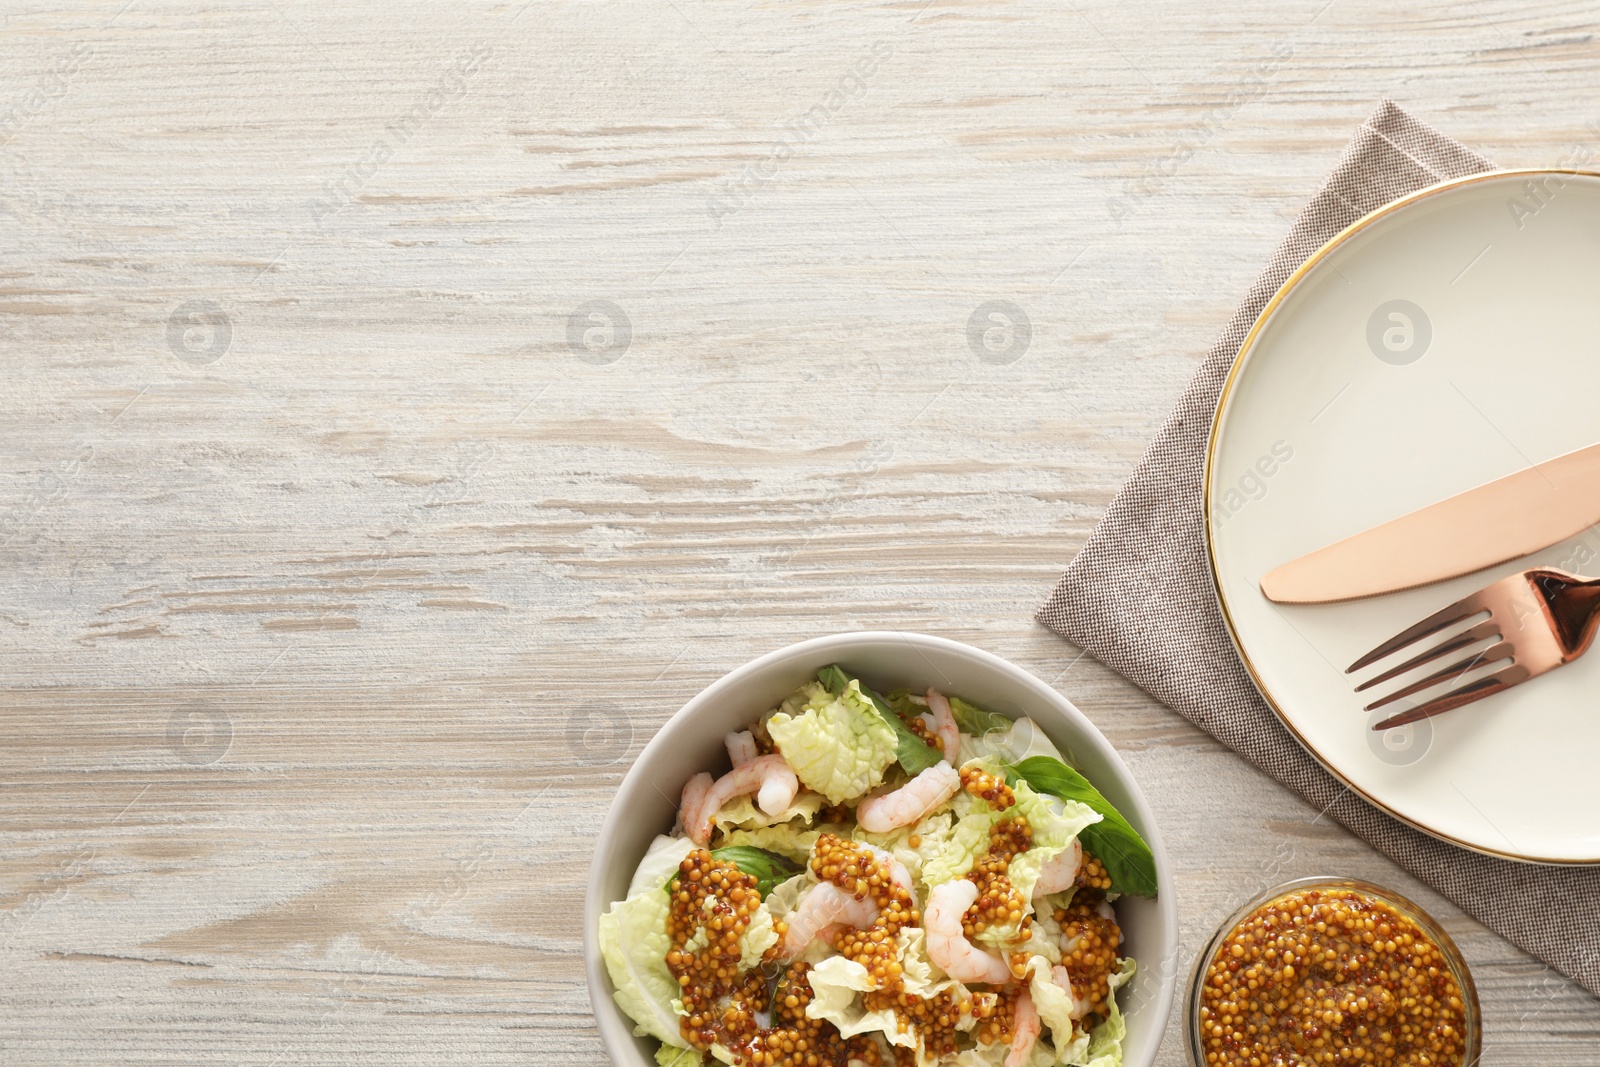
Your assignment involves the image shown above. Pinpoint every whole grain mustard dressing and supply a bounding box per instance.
[665,833,1126,1067]
[1198,887,1468,1067]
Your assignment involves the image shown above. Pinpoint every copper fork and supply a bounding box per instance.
[1347,568,1600,730]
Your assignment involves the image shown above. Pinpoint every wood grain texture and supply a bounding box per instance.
[2,1,1597,1063]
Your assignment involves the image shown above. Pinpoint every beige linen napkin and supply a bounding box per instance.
[1038,100,1600,998]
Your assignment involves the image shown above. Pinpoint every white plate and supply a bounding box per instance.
[1206,169,1600,864]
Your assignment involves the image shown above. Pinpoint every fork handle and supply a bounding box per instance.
[1534,571,1600,659]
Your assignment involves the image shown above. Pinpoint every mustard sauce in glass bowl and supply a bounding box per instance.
[1186,877,1480,1067]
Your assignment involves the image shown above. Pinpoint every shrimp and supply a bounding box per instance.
[925,879,1012,985]
[863,845,918,908]
[783,848,914,958]
[1032,839,1083,897]
[682,754,800,846]
[814,922,848,947]
[1051,965,1094,1021]
[725,730,759,767]
[856,762,961,834]
[780,883,880,958]
[679,772,713,839]
[1006,988,1041,1067]
[921,688,961,762]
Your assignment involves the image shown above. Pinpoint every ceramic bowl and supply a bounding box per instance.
[584,631,1179,1067]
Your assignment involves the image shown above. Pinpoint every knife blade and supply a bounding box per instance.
[1258,440,1600,603]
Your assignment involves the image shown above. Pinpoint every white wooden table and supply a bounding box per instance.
[2,2,1595,1063]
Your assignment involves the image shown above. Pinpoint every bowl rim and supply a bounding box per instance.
[1182,874,1482,1066]
[583,629,1179,1067]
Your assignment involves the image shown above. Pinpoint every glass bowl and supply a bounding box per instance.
[1185,876,1481,1066]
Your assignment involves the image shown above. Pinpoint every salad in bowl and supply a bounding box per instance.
[597,661,1158,1067]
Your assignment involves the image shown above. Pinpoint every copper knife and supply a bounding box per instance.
[1259,440,1600,603]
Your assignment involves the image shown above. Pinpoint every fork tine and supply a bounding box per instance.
[1371,664,1531,729]
[1353,619,1502,692]
[1363,641,1514,711]
[1346,599,1486,673]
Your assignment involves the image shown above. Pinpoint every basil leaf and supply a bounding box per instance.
[947,695,1012,738]
[816,664,853,698]
[669,846,801,899]
[711,846,802,898]
[1011,755,1158,899]
[817,665,943,775]
[881,688,925,722]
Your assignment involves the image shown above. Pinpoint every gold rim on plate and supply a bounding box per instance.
[1202,167,1600,865]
